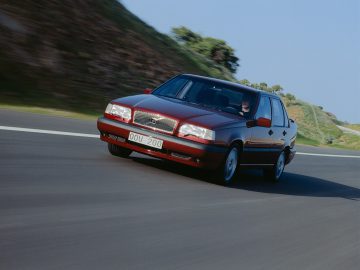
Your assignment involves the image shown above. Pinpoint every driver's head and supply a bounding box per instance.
[242,99,250,113]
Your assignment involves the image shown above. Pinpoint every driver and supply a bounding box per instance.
[239,99,251,118]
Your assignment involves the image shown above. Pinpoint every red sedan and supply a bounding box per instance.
[97,74,297,185]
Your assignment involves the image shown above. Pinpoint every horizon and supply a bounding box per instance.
[122,0,359,123]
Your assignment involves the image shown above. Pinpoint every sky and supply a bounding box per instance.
[122,0,360,123]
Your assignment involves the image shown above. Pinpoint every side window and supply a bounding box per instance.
[255,96,272,120]
[271,98,285,127]
[281,101,289,127]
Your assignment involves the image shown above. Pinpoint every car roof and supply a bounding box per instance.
[181,73,279,98]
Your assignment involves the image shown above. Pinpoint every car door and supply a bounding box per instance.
[270,98,287,160]
[245,95,275,165]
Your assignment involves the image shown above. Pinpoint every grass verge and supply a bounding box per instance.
[345,124,360,132]
[0,104,99,121]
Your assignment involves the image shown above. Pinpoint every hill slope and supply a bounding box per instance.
[282,95,359,150]
[0,0,234,113]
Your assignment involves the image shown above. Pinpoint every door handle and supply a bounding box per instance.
[268,129,273,136]
[283,130,287,136]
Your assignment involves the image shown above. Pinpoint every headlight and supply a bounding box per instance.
[105,103,131,120]
[179,124,215,140]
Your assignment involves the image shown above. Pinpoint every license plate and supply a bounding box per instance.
[128,132,163,149]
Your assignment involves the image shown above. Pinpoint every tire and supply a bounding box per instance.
[107,143,132,158]
[216,145,240,185]
[264,151,286,182]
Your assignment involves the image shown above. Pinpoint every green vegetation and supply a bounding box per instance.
[345,124,360,132]
[0,104,98,120]
[172,26,239,73]
[331,133,360,150]
[281,94,360,150]
[295,134,320,147]
[239,79,284,94]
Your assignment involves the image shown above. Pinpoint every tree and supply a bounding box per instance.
[172,26,201,44]
[285,93,296,101]
[271,84,283,94]
[284,93,296,106]
[259,82,269,91]
[239,79,250,86]
[172,26,240,73]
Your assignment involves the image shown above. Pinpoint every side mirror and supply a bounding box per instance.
[256,117,271,128]
[144,88,152,94]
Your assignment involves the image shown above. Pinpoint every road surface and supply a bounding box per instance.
[0,109,359,270]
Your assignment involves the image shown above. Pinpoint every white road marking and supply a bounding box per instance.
[0,125,359,159]
[0,125,98,138]
[296,152,360,159]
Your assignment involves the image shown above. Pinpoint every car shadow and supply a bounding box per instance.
[237,171,360,200]
[131,156,360,201]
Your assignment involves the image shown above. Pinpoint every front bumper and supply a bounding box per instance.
[97,117,227,169]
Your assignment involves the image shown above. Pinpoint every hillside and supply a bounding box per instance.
[0,0,358,150]
[0,0,234,114]
[282,95,360,150]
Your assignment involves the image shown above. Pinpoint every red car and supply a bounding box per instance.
[97,74,297,185]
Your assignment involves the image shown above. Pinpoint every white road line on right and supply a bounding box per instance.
[297,152,360,159]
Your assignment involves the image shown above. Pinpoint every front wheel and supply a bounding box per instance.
[108,143,132,158]
[216,145,240,185]
[264,151,286,182]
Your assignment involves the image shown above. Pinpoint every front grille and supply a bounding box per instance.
[133,111,177,134]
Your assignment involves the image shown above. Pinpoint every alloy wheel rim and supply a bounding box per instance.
[224,148,238,182]
[275,152,285,179]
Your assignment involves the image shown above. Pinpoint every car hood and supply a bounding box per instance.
[112,94,245,129]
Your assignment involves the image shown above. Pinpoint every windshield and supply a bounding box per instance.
[152,75,258,118]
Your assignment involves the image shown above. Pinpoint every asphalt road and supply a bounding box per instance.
[0,109,359,270]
